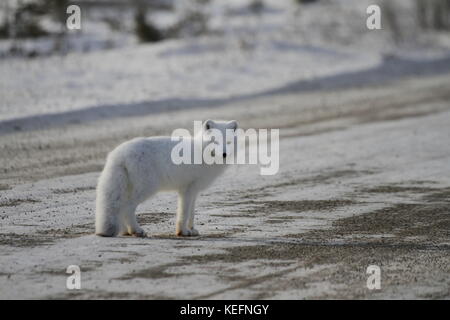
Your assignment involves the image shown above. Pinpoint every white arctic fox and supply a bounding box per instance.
[95,120,238,237]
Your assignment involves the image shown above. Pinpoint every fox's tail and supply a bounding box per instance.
[95,155,129,237]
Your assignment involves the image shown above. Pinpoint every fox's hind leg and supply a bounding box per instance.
[120,203,146,237]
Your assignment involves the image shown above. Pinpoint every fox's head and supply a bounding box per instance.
[202,119,238,160]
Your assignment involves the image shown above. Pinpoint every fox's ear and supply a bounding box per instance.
[204,119,214,130]
[228,120,238,131]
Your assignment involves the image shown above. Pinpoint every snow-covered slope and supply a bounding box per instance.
[1,0,449,125]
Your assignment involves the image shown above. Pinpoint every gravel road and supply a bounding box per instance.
[1,71,449,299]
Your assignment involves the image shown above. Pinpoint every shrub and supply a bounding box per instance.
[416,0,450,30]
[134,8,164,43]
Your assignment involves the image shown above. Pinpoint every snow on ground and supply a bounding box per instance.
[2,0,450,124]
[0,35,378,122]
[1,104,449,299]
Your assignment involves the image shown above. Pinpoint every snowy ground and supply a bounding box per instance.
[1,68,450,299]
[1,0,450,300]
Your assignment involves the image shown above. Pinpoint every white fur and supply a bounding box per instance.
[95,120,237,237]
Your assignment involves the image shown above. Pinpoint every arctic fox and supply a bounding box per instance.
[95,120,238,237]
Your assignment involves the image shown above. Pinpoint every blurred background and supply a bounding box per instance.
[1,0,450,57]
[1,0,450,122]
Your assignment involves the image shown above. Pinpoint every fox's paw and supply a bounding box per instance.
[190,228,200,236]
[176,229,190,236]
[176,228,199,237]
[131,227,147,238]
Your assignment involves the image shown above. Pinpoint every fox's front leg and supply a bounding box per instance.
[176,188,199,236]
[187,196,199,236]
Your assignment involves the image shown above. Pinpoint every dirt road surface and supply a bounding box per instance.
[1,71,449,299]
